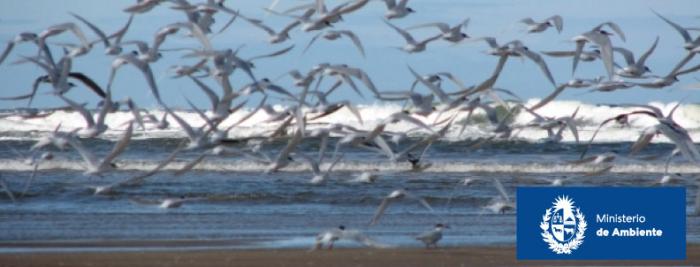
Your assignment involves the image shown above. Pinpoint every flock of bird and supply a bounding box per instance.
[0,0,699,249]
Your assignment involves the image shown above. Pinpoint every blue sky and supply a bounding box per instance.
[0,0,698,110]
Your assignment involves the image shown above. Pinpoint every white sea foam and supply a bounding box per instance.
[1,100,699,143]
[1,159,698,174]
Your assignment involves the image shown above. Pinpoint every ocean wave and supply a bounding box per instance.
[1,158,697,174]
[1,100,699,143]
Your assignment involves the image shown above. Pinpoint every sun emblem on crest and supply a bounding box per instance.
[540,195,586,254]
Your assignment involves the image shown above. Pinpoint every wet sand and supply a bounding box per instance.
[0,244,698,267]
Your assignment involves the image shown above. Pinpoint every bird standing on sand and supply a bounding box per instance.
[416,223,449,249]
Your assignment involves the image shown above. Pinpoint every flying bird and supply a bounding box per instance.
[520,15,563,34]
[384,20,442,53]
[369,189,433,226]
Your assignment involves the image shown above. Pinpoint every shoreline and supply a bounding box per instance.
[0,244,698,267]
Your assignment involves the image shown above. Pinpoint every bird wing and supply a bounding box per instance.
[339,30,366,58]
[116,54,161,104]
[189,76,220,111]
[404,190,434,212]
[249,45,295,61]
[480,37,500,49]
[49,22,90,48]
[382,0,396,9]
[436,72,467,90]
[342,102,364,125]
[652,10,691,43]
[128,197,162,206]
[117,141,184,186]
[637,36,659,67]
[0,177,16,203]
[369,198,392,225]
[564,118,580,144]
[406,22,450,32]
[393,135,435,161]
[476,102,500,124]
[99,122,133,169]
[111,15,134,44]
[674,59,700,77]
[326,153,344,173]
[70,12,110,47]
[419,33,443,46]
[548,15,563,33]
[94,90,112,129]
[266,83,299,101]
[67,136,100,170]
[342,230,389,248]
[568,155,598,164]
[372,135,396,159]
[520,104,546,122]
[629,126,658,156]
[667,102,682,121]
[68,72,106,99]
[165,107,198,140]
[384,20,416,44]
[571,40,585,76]
[467,54,508,97]
[387,112,434,133]
[276,129,303,163]
[356,71,381,98]
[316,132,329,163]
[298,152,321,175]
[493,177,510,202]
[616,104,663,118]
[584,32,614,79]
[0,92,35,101]
[541,50,576,57]
[519,17,536,25]
[332,72,364,98]
[658,122,700,163]
[338,0,370,15]
[58,94,96,128]
[240,16,277,35]
[174,153,208,176]
[184,97,218,131]
[612,46,636,66]
[595,21,626,42]
[583,165,614,176]
[528,83,567,110]
[315,0,329,14]
[0,42,16,66]
[18,56,58,83]
[460,18,471,30]
[579,115,621,159]
[516,47,556,87]
[302,32,324,54]
[180,22,212,50]
[121,40,150,54]
[408,66,450,103]
[564,106,580,143]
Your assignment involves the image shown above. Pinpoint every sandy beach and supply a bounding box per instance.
[0,244,698,267]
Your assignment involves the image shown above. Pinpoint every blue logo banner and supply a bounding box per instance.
[517,187,686,260]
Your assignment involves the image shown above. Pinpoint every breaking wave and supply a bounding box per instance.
[1,158,698,174]
[0,100,699,143]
